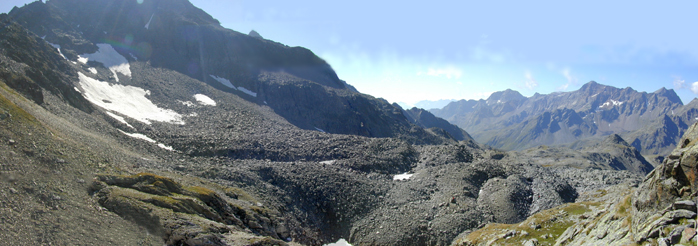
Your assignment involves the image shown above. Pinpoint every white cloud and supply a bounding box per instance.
[425,67,463,79]
[524,71,538,90]
[691,81,698,94]
[557,68,577,91]
[673,76,686,90]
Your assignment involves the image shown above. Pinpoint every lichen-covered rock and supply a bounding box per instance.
[90,173,289,245]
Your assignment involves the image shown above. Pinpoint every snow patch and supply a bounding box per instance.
[238,86,257,97]
[320,160,336,165]
[118,130,175,151]
[393,172,413,181]
[118,129,156,143]
[324,239,352,246]
[144,13,154,29]
[77,55,88,64]
[179,101,196,107]
[77,72,184,125]
[209,74,235,89]
[105,111,134,129]
[208,74,257,97]
[88,67,98,74]
[157,143,174,151]
[600,100,624,108]
[80,43,131,82]
[47,42,68,60]
[193,94,216,106]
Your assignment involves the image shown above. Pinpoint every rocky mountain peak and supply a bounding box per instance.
[653,87,683,105]
[248,30,263,39]
[486,89,525,105]
[603,134,629,146]
[579,80,606,93]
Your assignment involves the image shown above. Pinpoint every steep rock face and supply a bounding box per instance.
[8,0,458,144]
[0,15,92,112]
[432,81,695,156]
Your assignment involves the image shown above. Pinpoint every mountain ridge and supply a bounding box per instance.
[431,81,696,157]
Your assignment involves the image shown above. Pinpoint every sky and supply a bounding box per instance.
[3,0,698,106]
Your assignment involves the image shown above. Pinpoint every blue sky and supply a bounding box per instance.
[3,1,698,106]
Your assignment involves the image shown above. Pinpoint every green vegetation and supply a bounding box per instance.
[0,84,39,125]
[456,202,595,246]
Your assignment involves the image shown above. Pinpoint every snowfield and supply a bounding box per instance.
[77,72,184,125]
[79,43,131,82]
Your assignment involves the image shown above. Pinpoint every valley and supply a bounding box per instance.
[0,0,695,246]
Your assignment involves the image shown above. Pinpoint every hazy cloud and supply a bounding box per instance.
[524,71,538,90]
[673,76,687,90]
[692,82,698,94]
[557,68,577,91]
[424,67,463,79]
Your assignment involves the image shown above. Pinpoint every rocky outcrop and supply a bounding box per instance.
[453,122,698,245]
[0,15,93,112]
[90,173,294,246]
[403,107,473,141]
[503,134,654,177]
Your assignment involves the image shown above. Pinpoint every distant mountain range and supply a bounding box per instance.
[397,99,455,111]
[431,81,698,159]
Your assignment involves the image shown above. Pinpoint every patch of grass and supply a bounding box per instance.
[616,195,632,216]
[222,186,259,203]
[0,86,38,125]
[458,202,599,246]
